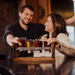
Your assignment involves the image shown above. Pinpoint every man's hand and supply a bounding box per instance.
[6,34,22,47]
[65,13,75,25]
[10,37,22,47]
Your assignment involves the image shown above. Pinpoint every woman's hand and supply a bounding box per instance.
[47,38,61,48]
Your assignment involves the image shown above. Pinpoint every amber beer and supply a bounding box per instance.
[30,40,34,47]
[19,37,26,47]
[30,39,34,53]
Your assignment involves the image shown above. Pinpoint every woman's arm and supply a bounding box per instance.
[47,33,75,56]
[56,33,75,56]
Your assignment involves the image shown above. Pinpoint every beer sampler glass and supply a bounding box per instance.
[26,39,34,57]
[18,37,26,47]
[39,39,43,52]
[44,39,51,52]
[35,39,39,47]
[30,39,34,47]
[27,39,31,53]
[34,39,39,52]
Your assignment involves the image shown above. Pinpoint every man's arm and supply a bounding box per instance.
[65,14,75,25]
[6,34,21,47]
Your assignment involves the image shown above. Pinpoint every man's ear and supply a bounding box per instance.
[19,12,21,17]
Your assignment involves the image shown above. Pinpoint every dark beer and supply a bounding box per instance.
[39,41,42,52]
[19,40,26,47]
[44,41,51,52]
[19,37,26,47]
[18,37,27,57]
[39,41,42,47]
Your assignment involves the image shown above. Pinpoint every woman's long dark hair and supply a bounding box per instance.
[47,13,68,38]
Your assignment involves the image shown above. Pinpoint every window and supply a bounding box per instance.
[66,1,75,46]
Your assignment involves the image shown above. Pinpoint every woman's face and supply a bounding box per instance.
[44,16,54,34]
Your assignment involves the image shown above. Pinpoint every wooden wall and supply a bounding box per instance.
[26,0,39,23]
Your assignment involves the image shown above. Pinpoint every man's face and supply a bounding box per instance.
[19,8,34,25]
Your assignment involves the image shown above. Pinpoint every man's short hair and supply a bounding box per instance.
[20,5,34,13]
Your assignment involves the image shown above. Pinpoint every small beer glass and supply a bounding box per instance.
[18,37,26,47]
[39,40,43,52]
[26,39,34,57]
[44,40,51,52]
[35,39,39,47]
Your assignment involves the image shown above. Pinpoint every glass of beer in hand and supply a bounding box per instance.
[18,37,26,47]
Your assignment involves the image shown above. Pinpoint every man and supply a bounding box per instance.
[65,13,75,25]
[3,5,48,61]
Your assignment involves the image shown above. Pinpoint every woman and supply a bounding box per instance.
[41,13,75,56]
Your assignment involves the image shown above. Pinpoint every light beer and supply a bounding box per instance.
[26,39,34,57]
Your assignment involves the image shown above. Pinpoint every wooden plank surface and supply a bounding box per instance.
[13,57,55,62]
[13,61,55,64]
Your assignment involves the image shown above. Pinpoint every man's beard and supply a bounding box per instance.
[21,19,29,26]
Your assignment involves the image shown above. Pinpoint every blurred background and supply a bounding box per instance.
[0,0,74,59]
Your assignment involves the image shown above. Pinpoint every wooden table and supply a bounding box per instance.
[0,56,75,75]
